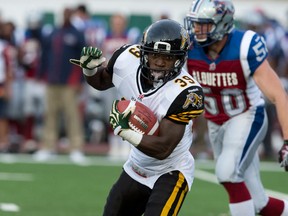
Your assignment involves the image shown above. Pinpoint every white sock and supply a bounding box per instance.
[281,200,288,216]
[229,199,255,216]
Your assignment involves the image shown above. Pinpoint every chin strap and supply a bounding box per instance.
[153,79,164,89]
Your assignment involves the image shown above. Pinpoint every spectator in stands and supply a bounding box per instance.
[101,12,141,159]
[71,4,106,47]
[18,12,46,153]
[1,21,24,153]
[0,21,15,153]
[33,7,87,164]
[71,4,108,145]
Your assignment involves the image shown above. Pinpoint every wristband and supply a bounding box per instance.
[119,129,143,147]
[284,140,288,145]
[83,68,98,76]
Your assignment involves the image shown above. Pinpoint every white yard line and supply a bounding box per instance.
[0,203,20,212]
[0,154,284,171]
[194,169,288,200]
[196,160,284,172]
[0,153,126,166]
[0,172,34,181]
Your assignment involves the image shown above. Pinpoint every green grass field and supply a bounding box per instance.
[0,154,287,216]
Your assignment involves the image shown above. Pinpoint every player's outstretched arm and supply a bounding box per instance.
[253,60,288,171]
[70,46,113,90]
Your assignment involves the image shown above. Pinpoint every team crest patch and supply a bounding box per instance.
[180,27,189,49]
[183,92,203,109]
[209,62,216,71]
[137,94,145,101]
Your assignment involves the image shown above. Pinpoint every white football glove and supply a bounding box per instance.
[69,46,106,76]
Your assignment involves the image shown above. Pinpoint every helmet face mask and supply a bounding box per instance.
[145,52,181,88]
[185,0,235,47]
[190,22,215,43]
[140,19,190,88]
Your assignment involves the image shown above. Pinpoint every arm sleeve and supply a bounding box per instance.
[247,33,268,75]
[165,86,204,124]
[106,44,132,77]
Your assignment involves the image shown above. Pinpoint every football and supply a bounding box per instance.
[116,100,159,136]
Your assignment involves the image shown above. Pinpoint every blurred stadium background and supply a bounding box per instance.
[0,0,286,157]
[1,0,288,28]
[0,0,288,215]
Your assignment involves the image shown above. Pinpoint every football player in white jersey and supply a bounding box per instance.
[185,0,288,215]
[70,19,204,215]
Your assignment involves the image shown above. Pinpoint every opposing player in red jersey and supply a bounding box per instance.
[185,0,288,215]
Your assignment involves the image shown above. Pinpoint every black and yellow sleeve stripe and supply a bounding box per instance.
[168,109,204,123]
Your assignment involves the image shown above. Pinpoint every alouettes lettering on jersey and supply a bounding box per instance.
[187,30,267,125]
[107,44,204,189]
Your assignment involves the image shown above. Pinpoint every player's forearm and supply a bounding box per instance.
[84,67,114,90]
[137,135,175,160]
[275,94,288,140]
[135,120,185,159]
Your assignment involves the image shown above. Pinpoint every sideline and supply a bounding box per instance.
[0,172,34,181]
[0,153,126,166]
[0,154,285,171]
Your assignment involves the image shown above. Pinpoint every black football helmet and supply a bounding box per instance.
[140,19,190,87]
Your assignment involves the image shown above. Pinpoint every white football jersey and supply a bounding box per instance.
[107,44,204,189]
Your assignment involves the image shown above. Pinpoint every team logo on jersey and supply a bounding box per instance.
[209,62,216,71]
[180,28,189,49]
[137,94,145,101]
[182,92,203,109]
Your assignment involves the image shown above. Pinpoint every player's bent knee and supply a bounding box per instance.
[215,168,236,182]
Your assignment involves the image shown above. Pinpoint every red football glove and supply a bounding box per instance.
[278,140,288,172]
